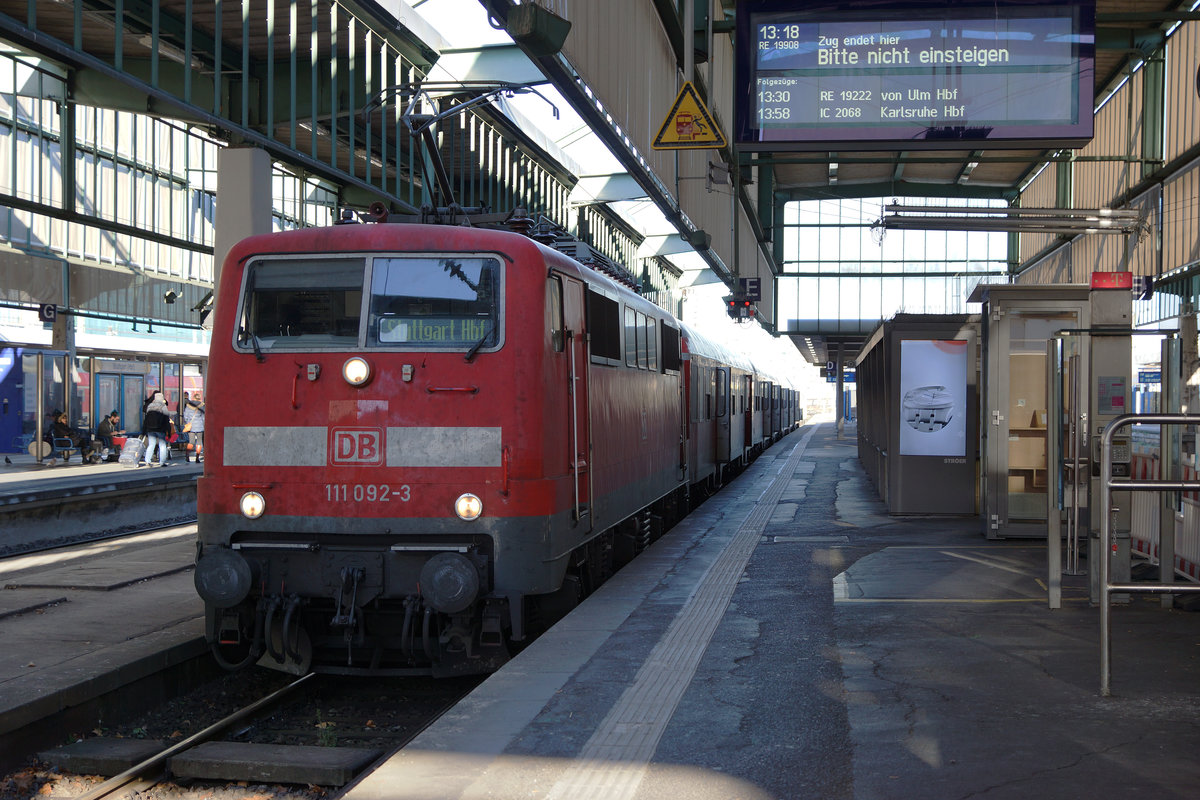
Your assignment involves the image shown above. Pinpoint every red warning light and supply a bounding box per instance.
[725,296,755,320]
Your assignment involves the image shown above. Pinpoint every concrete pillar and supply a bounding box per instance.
[213,147,273,325]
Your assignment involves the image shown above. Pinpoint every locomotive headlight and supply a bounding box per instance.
[240,491,266,519]
[342,356,372,386]
[454,492,483,521]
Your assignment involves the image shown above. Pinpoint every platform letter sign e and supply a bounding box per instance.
[330,427,384,466]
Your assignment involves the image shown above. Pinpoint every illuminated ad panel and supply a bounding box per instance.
[735,0,1094,150]
[899,339,968,457]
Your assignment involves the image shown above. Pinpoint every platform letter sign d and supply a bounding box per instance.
[330,427,384,466]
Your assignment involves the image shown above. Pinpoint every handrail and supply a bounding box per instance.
[1100,413,1200,696]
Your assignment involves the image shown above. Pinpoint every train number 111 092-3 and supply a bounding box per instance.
[325,483,411,503]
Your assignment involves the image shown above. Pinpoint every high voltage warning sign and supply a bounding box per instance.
[652,81,726,150]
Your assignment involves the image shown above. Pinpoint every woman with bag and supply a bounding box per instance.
[141,392,172,467]
[183,391,206,463]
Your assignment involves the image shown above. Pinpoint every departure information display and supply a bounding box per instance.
[735,1,1094,150]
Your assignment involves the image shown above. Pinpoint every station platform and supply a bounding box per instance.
[0,450,206,768]
[3,421,1200,796]
[0,449,201,555]
[0,445,202,494]
[343,420,1200,800]
[0,523,205,770]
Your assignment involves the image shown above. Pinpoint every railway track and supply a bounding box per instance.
[4,670,482,800]
[0,519,483,800]
[70,674,316,800]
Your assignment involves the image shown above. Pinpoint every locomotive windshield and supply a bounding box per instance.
[366,256,501,350]
[235,254,502,354]
[239,258,365,349]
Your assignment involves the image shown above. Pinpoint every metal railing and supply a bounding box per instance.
[1099,413,1200,696]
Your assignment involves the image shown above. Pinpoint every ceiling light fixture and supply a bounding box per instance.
[876,204,1145,236]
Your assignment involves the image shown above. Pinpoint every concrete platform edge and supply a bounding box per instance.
[0,626,207,736]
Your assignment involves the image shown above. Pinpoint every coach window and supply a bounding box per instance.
[691,366,701,421]
[648,318,659,371]
[548,277,564,352]
[660,325,681,373]
[587,290,621,365]
[238,257,364,351]
[700,367,710,419]
[640,315,653,369]
[624,306,638,367]
[367,256,501,351]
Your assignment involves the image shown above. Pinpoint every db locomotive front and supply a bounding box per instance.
[194,219,687,676]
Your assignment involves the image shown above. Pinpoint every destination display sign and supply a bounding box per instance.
[735,1,1094,151]
[378,316,489,344]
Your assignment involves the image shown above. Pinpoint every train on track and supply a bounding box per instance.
[193,209,800,676]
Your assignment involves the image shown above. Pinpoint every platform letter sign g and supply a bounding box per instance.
[330,427,384,466]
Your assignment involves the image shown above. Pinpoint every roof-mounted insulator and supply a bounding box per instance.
[505,207,535,236]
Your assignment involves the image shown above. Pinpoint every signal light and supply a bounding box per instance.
[725,296,755,320]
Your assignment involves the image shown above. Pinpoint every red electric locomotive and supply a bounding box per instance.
[193,216,692,675]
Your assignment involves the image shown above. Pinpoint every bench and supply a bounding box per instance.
[28,438,80,464]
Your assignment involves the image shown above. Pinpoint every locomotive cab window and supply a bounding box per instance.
[367,256,502,351]
[548,277,564,352]
[238,258,365,351]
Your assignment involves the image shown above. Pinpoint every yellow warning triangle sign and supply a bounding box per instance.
[652,81,726,150]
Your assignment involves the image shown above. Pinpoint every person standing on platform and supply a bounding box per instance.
[183,391,206,463]
[141,392,171,467]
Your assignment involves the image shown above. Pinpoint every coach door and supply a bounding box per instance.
[743,378,754,451]
[715,367,731,464]
[558,275,592,527]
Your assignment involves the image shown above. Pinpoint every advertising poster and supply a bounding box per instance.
[899,339,967,457]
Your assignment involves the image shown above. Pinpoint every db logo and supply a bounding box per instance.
[330,427,384,466]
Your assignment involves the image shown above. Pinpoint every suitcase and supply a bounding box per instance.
[118,436,147,467]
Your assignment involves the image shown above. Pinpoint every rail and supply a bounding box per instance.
[1099,413,1200,696]
[72,673,315,800]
